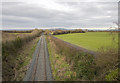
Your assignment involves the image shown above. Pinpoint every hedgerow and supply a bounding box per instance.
[2,29,43,81]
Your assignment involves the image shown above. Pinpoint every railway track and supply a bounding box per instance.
[23,35,53,81]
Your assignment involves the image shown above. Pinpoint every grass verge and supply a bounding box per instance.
[47,37,76,80]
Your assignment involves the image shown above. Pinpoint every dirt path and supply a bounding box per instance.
[23,35,53,81]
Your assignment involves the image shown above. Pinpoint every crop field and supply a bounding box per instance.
[55,32,118,51]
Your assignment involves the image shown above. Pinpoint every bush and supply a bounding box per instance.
[52,29,85,35]
[105,68,118,81]
[95,46,118,80]
[74,53,95,80]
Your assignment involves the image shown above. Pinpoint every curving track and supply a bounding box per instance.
[23,35,53,81]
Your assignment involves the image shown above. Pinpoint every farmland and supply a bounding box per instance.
[55,32,118,51]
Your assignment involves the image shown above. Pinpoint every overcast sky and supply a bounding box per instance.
[1,0,119,30]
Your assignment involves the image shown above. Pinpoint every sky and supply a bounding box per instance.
[1,0,119,30]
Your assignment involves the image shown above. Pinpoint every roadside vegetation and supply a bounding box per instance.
[2,29,43,81]
[46,30,118,81]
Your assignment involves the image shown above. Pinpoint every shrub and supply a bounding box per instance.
[52,29,85,35]
[105,68,118,81]
[95,46,118,80]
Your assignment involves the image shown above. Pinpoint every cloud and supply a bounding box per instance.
[1,0,119,29]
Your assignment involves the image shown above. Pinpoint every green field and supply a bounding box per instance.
[55,32,118,51]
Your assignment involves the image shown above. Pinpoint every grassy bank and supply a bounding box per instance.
[2,29,42,60]
[47,37,76,80]
[46,34,118,81]
[47,35,95,80]
[55,32,118,51]
[14,37,40,81]
[2,29,42,81]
